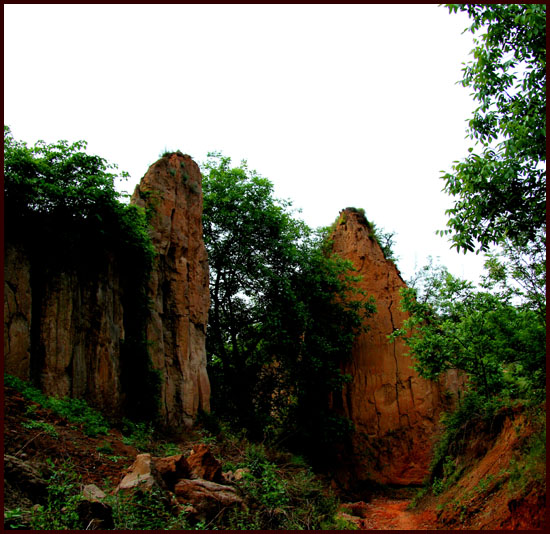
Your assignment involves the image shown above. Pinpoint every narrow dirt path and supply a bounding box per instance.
[342,497,438,530]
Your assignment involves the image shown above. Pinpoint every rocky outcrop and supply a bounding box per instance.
[4,152,210,427]
[4,243,125,417]
[330,208,460,486]
[116,448,243,523]
[131,153,210,428]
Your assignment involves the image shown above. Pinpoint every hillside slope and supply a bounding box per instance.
[413,403,546,530]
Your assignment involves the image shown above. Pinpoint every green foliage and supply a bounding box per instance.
[21,420,59,438]
[110,487,194,530]
[5,374,110,437]
[4,127,159,423]
[121,419,156,451]
[482,234,546,324]
[392,260,545,401]
[201,153,375,455]
[225,441,342,530]
[4,508,26,530]
[370,222,398,263]
[407,485,429,509]
[394,257,545,493]
[439,4,546,252]
[30,460,83,530]
[96,442,115,455]
[507,408,546,494]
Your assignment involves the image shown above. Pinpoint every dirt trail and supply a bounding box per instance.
[342,496,439,530]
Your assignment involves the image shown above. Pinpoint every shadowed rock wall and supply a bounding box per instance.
[4,153,211,427]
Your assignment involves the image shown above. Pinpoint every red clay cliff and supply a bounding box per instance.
[330,208,460,486]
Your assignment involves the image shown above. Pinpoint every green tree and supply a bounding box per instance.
[4,126,159,421]
[392,260,545,401]
[439,4,546,253]
[201,153,375,451]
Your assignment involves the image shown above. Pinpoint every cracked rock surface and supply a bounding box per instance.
[329,208,461,487]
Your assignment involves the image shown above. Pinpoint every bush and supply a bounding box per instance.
[223,441,342,530]
[30,460,83,530]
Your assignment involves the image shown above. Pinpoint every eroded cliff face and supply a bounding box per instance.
[4,243,124,417]
[131,153,210,428]
[330,208,459,486]
[4,242,33,381]
[4,153,210,427]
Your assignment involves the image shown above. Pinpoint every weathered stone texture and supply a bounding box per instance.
[131,153,210,428]
[4,153,211,427]
[4,244,124,416]
[4,242,32,380]
[330,209,458,486]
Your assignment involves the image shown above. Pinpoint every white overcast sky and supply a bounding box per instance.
[4,3,488,283]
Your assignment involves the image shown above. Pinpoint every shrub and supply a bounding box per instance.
[30,460,83,530]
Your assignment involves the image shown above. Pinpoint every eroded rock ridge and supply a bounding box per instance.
[330,208,460,486]
[131,153,210,427]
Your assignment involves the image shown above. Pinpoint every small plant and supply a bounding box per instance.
[30,460,83,530]
[96,441,115,455]
[507,419,546,494]
[407,485,429,509]
[121,419,155,451]
[432,477,444,496]
[474,474,495,494]
[155,441,182,456]
[110,486,190,530]
[21,420,59,438]
[106,454,125,462]
[223,441,342,530]
[4,508,26,529]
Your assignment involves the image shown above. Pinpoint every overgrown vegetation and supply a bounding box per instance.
[4,374,110,437]
[439,4,546,253]
[201,153,376,460]
[4,380,353,530]
[3,126,160,422]
[399,4,546,514]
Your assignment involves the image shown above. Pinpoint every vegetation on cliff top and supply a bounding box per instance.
[3,125,160,422]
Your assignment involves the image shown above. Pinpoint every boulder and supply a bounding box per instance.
[187,444,223,483]
[174,478,243,520]
[116,453,164,492]
[153,454,191,490]
[82,484,107,502]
